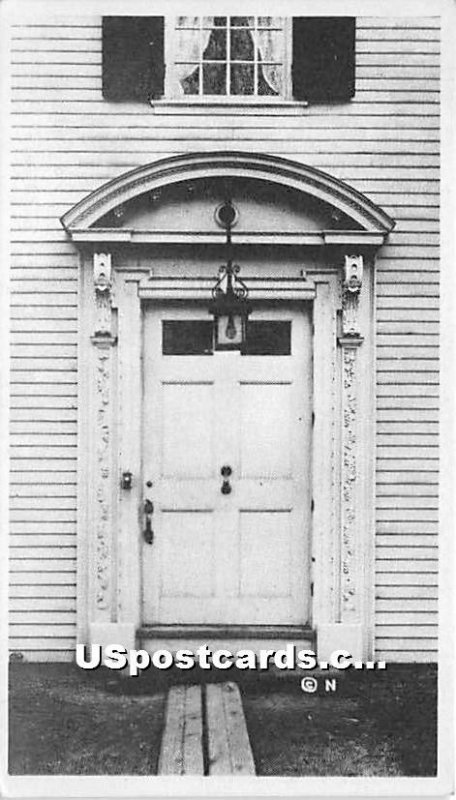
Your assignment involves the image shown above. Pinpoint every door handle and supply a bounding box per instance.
[221,465,232,495]
[143,498,154,544]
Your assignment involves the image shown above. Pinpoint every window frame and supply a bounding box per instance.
[164,16,293,102]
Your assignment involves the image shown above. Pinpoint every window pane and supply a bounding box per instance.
[230,16,254,27]
[180,65,200,95]
[258,64,282,95]
[231,64,254,95]
[211,16,227,27]
[257,29,283,95]
[176,16,200,28]
[230,28,254,61]
[204,29,226,60]
[162,321,213,355]
[203,63,226,94]
[257,28,283,61]
[175,28,200,67]
[258,16,283,28]
[242,321,291,355]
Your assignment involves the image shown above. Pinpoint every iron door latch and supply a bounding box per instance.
[143,498,154,544]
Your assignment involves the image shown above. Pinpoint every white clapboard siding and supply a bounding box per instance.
[9,15,439,662]
[11,597,76,612]
[376,585,437,598]
[10,115,440,132]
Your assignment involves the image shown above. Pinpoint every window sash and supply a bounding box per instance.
[165,17,292,100]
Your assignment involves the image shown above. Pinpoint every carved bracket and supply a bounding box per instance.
[340,255,363,339]
[343,254,363,294]
[93,252,114,339]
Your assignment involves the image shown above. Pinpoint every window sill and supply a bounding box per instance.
[150,98,309,113]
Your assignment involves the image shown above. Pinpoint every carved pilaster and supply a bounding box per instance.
[340,343,361,618]
[338,255,364,622]
[91,253,116,615]
[94,347,111,611]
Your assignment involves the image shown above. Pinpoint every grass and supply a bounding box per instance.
[347,663,438,776]
[241,664,437,777]
[8,663,166,775]
[9,662,437,777]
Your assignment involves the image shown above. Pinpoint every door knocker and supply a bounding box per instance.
[221,465,232,495]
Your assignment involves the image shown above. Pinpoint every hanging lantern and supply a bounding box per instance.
[209,263,251,350]
[209,201,251,351]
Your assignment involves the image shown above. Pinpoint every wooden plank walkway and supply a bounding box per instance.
[157,681,255,776]
[206,682,256,776]
[158,684,204,775]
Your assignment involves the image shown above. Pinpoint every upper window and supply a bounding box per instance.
[102,16,355,104]
[167,17,288,98]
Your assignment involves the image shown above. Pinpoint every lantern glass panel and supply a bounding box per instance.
[215,313,245,349]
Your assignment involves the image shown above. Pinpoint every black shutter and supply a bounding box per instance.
[102,17,164,102]
[292,18,355,102]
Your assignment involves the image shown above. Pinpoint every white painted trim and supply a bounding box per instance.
[365,258,377,659]
[89,622,135,651]
[61,152,395,234]
[311,276,340,633]
[317,623,363,661]
[116,281,143,633]
[151,99,309,109]
[71,230,324,245]
[78,258,374,656]
[69,229,388,246]
[323,232,386,246]
[76,254,90,646]
[137,275,316,301]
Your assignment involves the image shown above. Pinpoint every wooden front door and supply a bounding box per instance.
[142,303,312,626]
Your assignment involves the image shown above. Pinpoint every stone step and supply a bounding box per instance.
[139,623,315,662]
[139,624,315,640]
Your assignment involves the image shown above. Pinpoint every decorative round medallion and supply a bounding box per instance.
[214,200,239,230]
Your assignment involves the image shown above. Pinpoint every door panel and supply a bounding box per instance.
[160,512,215,596]
[239,511,292,597]
[162,382,214,477]
[240,382,292,478]
[142,302,312,626]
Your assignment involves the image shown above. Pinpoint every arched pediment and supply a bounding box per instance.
[60,152,395,246]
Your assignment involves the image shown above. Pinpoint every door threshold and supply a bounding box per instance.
[138,624,314,641]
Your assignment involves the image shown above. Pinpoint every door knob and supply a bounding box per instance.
[220,465,232,494]
[143,498,154,544]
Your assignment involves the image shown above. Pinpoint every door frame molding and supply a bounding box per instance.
[77,255,375,660]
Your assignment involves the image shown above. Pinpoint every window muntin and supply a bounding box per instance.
[169,16,289,98]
